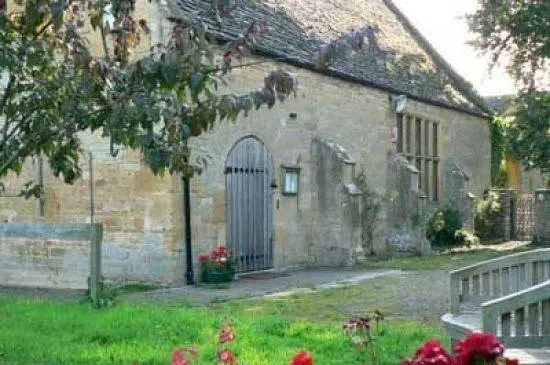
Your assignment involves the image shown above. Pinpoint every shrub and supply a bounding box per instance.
[426,209,462,246]
[454,229,480,247]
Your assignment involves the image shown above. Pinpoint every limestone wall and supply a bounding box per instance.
[309,136,362,266]
[0,236,89,288]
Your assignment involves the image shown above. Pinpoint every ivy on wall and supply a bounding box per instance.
[490,116,508,188]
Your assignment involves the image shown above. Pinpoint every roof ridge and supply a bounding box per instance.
[381,0,493,115]
[165,0,492,118]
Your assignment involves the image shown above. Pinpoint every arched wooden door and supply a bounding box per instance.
[225,136,274,272]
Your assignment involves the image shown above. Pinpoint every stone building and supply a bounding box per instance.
[0,0,493,287]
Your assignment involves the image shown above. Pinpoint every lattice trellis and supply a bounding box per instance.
[514,193,535,240]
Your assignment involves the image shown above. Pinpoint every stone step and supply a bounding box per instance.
[505,348,550,365]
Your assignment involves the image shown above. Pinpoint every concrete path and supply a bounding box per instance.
[123,268,400,305]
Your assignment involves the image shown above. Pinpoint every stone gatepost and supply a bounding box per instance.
[491,189,516,242]
[534,189,550,243]
[443,161,473,229]
[385,152,430,253]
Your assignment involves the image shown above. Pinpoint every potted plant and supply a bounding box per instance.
[198,246,237,284]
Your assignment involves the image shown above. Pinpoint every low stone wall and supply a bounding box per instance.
[0,222,103,288]
[0,223,94,289]
[534,189,550,243]
[0,237,89,289]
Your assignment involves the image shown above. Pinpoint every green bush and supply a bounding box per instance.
[454,229,480,247]
[426,209,462,246]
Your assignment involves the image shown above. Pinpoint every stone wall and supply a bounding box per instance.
[309,136,362,266]
[0,237,89,288]
[534,189,550,243]
[0,223,93,289]
[385,152,430,253]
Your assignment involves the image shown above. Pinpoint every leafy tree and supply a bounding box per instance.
[0,0,300,192]
[1,0,372,194]
[468,1,550,176]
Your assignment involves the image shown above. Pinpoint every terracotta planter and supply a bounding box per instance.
[201,268,236,283]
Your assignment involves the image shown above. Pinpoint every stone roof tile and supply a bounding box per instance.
[166,0,490,115]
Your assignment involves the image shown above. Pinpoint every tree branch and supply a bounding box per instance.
[0,74,13,115]
[34,0,73,38]
[100,25,111,62]
[490,34,512,67]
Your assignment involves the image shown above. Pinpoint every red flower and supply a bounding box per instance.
[198,254,210,263]
[217,349,236,364]
[401,339,452,365]
[218,325,235,344]
[505,358,519,365]
[453,332,504,365]
[291,351,314,365]
[171,348,198,365]
[216,246,228,257]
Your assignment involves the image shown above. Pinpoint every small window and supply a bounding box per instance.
[396,113,404,153]
[281,166,300,195]
[396,114,440,202]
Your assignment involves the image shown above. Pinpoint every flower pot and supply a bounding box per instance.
[201,268,236,283]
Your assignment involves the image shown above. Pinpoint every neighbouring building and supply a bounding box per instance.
[1,0,493,288]
[485,95,548,191]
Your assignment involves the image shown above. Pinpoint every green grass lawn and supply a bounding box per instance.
[4,248,529,364]
[364,244,534,271]
[0,293,448,365]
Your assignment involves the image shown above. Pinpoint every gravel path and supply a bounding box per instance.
[0,269,452,320]
[122,268,400,305]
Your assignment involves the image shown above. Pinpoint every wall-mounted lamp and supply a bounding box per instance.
[281,165,300,195]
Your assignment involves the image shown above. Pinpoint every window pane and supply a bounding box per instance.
[396,113,404,153]
[406,116,412,154]
[415,118,422,156]
[433,161,439,201]
[424,121,430,157]
[285,171,298,194]
[432,123,439,157]
[424,160,430,198]
[416,158,422,191]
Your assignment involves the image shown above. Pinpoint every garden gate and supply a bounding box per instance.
[225,136,274,272]
[513,193,535,240]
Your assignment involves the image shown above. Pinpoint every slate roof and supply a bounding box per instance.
[166,0,491,116]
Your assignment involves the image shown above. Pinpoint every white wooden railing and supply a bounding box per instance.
[450,249,550,314]
[481,280,550,348]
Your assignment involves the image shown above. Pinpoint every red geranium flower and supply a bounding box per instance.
[401,339,452,365]
[218,325,235,344]
[198,254,210,263]
[217,349,236,364]
[453,332,504,365]
[506,358,519,365]
[171,348,198,365]
[291,351,313,365]
[216,246,228,256]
